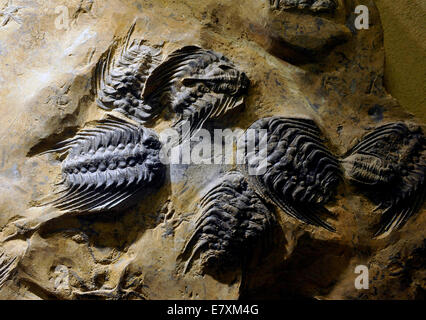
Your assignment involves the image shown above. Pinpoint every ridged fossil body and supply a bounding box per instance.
[143,46,250,141]
[342,122,426,235]
[242,116,342,231]
[42,117,165,213]
[179,171,275,274]
[96,24,163,123]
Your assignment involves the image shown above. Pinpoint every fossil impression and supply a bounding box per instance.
[42,117,165,213]
[96,24,163,123]
[269,0,337,12]
[242,117,342,231]
[0,251,18,288]
[342,122,426,236]
[179,171,275,274]
[143,45,250,142]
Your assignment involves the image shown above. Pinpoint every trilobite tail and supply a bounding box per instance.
[279,199,336,232]
[180,238,210,274]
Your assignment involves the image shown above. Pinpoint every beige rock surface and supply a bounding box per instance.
[0,0,424,299]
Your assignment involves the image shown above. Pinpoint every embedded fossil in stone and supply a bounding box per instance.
[269,0,337,12]
[242,116,341,231]
[178,171,275,274]
[41,116,165,213]
[0,251,18,288]
[95,23,163,123]
[143,45,250,142]
[342,122,426,236]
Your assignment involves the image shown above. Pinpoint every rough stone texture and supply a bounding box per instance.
[0,0,424,299]
[374,0,426,123]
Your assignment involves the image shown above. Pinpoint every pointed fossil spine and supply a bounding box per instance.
[0,251,18,288]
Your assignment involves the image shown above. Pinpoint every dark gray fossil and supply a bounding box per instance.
[42,117,165,213]
[242,116,341,231]
[143,45,250,142]
[178,171,275,274]
[95,23,163,123]
[269,0,337,12]
[342,122,426,236]
[97,39,249,143]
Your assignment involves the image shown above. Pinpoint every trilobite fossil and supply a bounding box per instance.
[143,45,250,142]
[96,23,163,123]
[178,171,275,274]
[342,122,426,236]
[269,0,337,12]
[41,116,165,213]
[241,116,342,231]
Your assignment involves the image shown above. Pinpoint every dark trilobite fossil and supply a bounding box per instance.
[342,122,426,236]
[96,23,163,123]
[178,171,275,274]
[242,116,342,231]
[269,0,337,12]
[143,45,250,142]
[42,117,165,213]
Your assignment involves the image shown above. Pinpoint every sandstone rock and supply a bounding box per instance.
[0,0,424,299]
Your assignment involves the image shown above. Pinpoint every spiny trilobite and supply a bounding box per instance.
[143,45,250,142]
[178,171,275,274]
[41,117,165,213]
[269,0,337,12]
[96,23,163,123]
[342,122,426,236]
[242,116,342,231]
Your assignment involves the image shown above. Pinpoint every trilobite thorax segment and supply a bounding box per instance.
[342,122,426,235]
[44,117,165,213]
[96,25,163,123]
[143,46,250,141]
[242,117,341,231]
[269,0,337,12]
[179,171,275,274]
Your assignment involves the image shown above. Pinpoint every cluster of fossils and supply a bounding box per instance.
[1,21,424,281]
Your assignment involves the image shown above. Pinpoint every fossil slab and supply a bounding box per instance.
[0,0,424,300]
